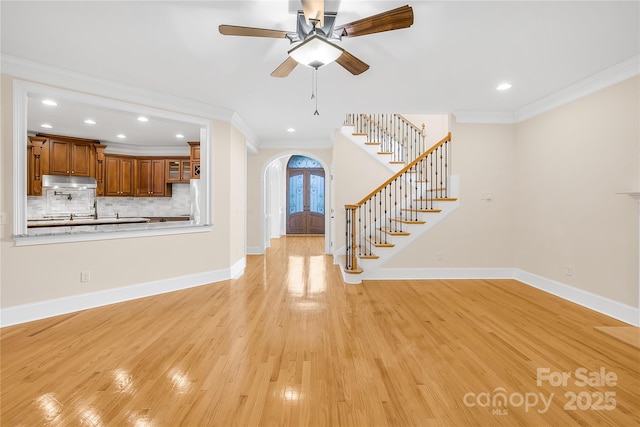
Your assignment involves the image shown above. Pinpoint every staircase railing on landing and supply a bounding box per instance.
[344,132,452,274]
[344,113,426,164]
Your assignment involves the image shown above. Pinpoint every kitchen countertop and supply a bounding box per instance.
[25,218,201,237]
[27,217,151,227]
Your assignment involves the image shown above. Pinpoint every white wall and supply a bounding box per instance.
[401,114,450,146]
[265,157,287,240]
[515,76,639,307]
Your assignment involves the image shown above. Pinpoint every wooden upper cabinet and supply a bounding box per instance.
[137,159,170,197]
[166,157,190,183]
[104,155,134,196]
[49,139,70,175]
[70,143,92,176]
[47,135,97,177]
[189,141,200,179]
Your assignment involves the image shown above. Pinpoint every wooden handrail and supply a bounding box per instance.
[352,132,451,207]
[396,114,424,134]
[359,113,423,137]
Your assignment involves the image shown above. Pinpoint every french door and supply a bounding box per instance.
[286,167,325,234]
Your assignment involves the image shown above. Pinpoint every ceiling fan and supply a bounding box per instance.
[219,1,414,78]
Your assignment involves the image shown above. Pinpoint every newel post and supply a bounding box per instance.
[344,204,361,273]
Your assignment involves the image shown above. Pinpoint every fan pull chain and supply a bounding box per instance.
[313,68,319,116]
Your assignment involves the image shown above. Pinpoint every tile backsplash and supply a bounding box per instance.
[28,183,191,219]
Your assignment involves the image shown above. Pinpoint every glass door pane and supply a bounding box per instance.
[182,160,191,180]
[167,161,180,181]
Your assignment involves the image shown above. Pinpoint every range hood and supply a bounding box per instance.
[42,175,97,189]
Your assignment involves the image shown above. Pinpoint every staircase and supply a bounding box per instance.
[338,114,459,284]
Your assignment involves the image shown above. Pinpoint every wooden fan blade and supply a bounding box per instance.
[335,5,413,38]
[301,0,325,28]
[219,25,289,38]
[271,56,298,78]
[336,50,370,75]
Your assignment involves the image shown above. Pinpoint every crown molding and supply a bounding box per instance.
[514,54,640,122]
[1,54,259,140]
[257,139,333,149]
[102,141,190,157]
[454,54,640,125]
[246,139,259,155]
[231,112,258,147]
[453,111,515,124]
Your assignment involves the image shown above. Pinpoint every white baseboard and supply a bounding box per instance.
[0,259,246,328]
[3,263,636,328]
[230,257,246,279]
[513,269,639,327]
[370,267,515,280]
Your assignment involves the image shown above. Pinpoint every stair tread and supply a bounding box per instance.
[413,197,458,202]
[359,254,380,259]
[365,238,395,248]
[365,142,381,146]
[377,227,410,236]
[377,151,393,155]
[389,218,426,224]
[352,133,367,136]
[402,208,443,213]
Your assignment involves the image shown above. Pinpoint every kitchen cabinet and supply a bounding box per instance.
[48,135,97,177]
[137,159,171,197]
[189,141,200,179]
[27,136,49,196]
[95,145,107,197]
[104,155,135,196]
[166,157,191,183]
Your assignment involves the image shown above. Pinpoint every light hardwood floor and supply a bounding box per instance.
[1,236,638,426]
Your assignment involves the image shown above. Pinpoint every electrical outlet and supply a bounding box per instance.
[565,265,573,277]
[80,271,91,283]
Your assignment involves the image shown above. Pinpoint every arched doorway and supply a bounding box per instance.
[286,155,325,234]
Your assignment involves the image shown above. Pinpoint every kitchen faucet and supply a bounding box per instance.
[93,199,98,219]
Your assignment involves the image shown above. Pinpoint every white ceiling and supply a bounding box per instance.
[2,1,639,146]
[27,95,202,149]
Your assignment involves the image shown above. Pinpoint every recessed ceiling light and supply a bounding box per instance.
[41,99,57,106]
[116,134,126,139]
[496,82,512,91]
[137,116,149,122]
[176,133,184,139]
[40,123,53,129]
[287,128,296,133]
[84,119,96,125]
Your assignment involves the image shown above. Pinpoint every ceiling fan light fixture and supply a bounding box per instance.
[288,35,342,68]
